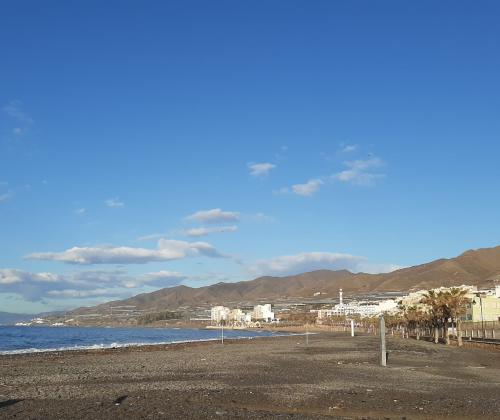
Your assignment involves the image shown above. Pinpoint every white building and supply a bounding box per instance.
[228,308,246,323]
[211,306,230,323]
[378,299,399,313]
[316,290,398,319]
[252,304,274,322]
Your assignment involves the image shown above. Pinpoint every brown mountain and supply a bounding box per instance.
[74,246,500,314]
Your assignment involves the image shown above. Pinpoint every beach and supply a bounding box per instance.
[0,333,499,419]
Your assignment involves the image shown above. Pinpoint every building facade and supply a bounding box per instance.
[464,287,500,322]
[252,304,274,322]
[210,306,230,323]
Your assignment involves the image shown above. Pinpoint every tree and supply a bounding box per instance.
[442,288,470,347]
[405,305,427,339]
[421,288,470,346]
[421,290,447,344]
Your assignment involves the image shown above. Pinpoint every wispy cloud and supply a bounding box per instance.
[3,101,34,137]
[0,191,12,203]
[183,225,238,237]
[248,162,276,177]
[25,239,228,265]
[292,179,323,196]
[137,233,166,241]
[275,145,288,161]
[333,157,385,186]
[341,144,358,153]
[105,197,124,208]
[74,208,86,215]
[46,288,120,299]
[185,208,240,224]
[275,179,324,197]
[250,251,401,276]
[277,154,385,197]
[0,268,187,301]
[0,269,60,285]
[122,271,186,289]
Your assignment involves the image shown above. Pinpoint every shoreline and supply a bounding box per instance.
[0,329,296,357]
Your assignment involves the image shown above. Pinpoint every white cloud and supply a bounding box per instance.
[137,233,165,241]
[46,288,117,299]
[273,187,290,195]
[0,182,12,203]
[183,225,238,237]
[250,252,400,276]
[25,239,227,265]
[123,271,186,288]
[0,191,12,203]
[341,144,358,153]
[3,101,34,136]
[292,179,323,197]
[0,268,188,302]
[3,102,34,124]
[0,269,59,284]
[75,208,86,215]
[0,268,121,301]
[105,197,124,208]
[185,208,240,224]
[333,157,385,186]
[248,162,276,177]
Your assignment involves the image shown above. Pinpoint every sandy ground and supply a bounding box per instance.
[0,333,499,419]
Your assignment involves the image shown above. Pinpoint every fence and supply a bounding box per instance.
[460,320,500,340]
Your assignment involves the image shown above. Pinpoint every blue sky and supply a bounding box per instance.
[1,1,499,313]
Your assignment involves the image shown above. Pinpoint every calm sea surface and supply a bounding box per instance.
[0,326,285,354]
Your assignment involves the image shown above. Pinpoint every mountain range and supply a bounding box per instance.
[72,245,500,314]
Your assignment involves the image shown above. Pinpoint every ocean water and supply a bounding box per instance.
[0,326,285,354]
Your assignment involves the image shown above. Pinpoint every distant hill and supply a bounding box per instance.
[73,245,500,314]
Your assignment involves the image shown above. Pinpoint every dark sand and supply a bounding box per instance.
[0,333,499,419]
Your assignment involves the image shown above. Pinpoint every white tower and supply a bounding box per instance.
[339,288,343,306]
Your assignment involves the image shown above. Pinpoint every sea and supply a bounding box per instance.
[0,326,285,355]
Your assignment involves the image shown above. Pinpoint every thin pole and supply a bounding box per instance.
[306,324,309,346]
[380,316,387,366]
[351,319,355,337]
[221,322,224,344]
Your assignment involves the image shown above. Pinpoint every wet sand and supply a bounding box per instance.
[0,333,499,419]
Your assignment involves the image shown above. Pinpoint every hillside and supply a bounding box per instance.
[73,246,500,314]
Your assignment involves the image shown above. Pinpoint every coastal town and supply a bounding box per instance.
[19,284,500,344]
[5,282,500,420]
[205,285,500,341]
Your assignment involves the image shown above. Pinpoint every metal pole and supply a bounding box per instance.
[351,319,354,337]
[306,324,309,346]
[221,322,224,344]
[380,316,387,366]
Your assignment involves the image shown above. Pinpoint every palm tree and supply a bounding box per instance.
[399,305,428,340]
[421,290,443,343]
[442,288,470,347]
[421,288,470,346]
